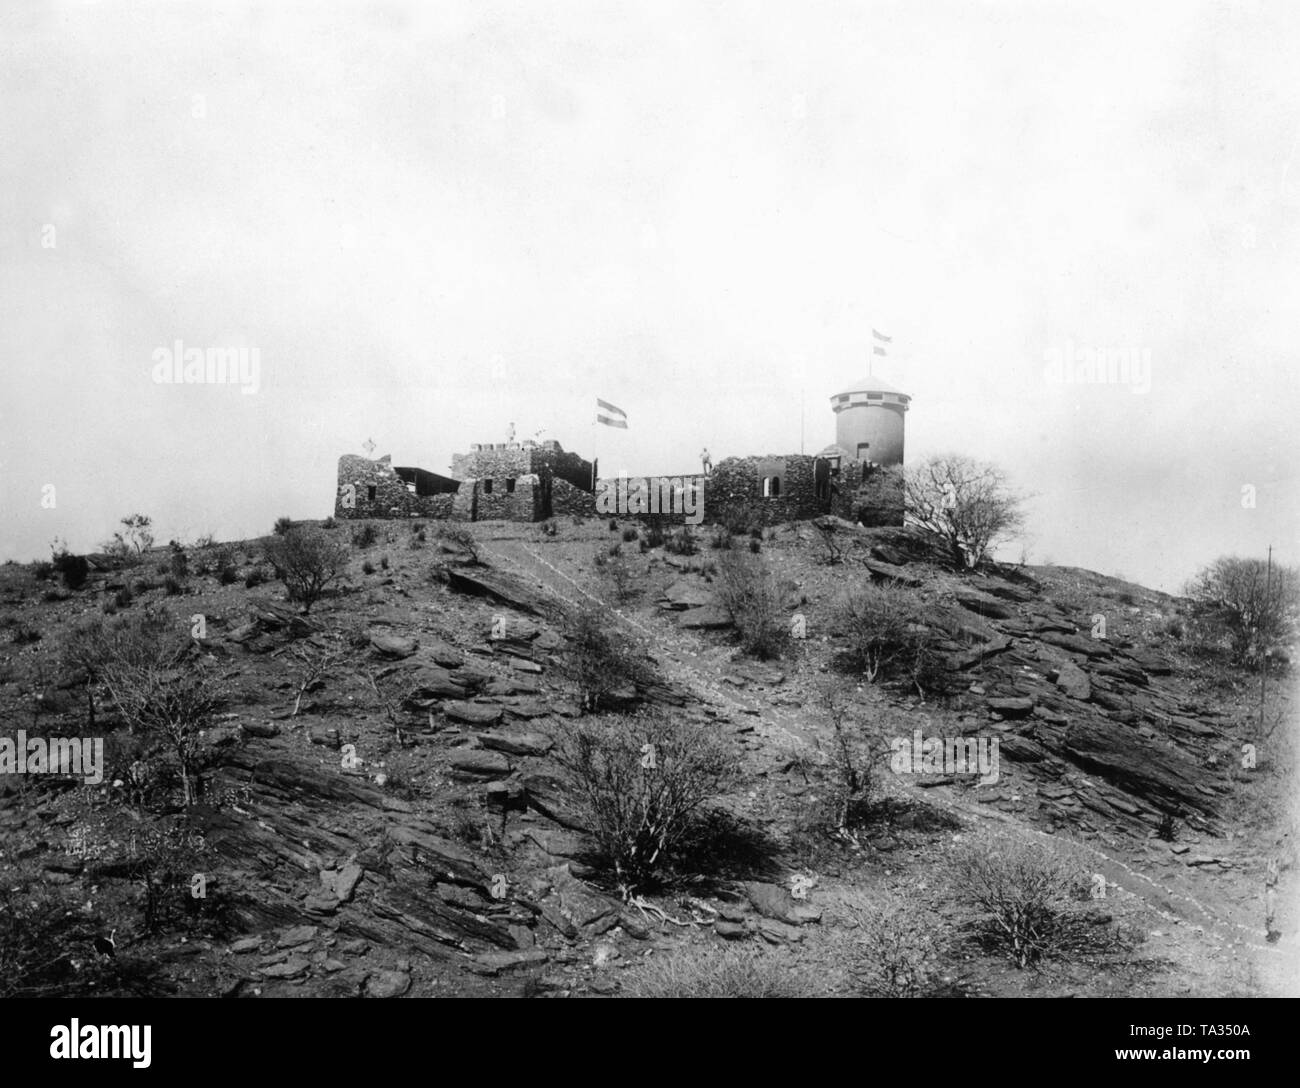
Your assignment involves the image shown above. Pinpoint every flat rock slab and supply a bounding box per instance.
[419,639,466,668]
[403,666,469,702]
[1053,661,1092,701]
[662,579,716,610]
[954,590,1016,620]
[865,559,923,587]
[370,633,418,658]
[449,749,512,777]
[477,730,552,757]
[469,949,550,976]
[276,924,319,948]
[526,828,590,859]
[260,955,311,979]
[444,700,504,726]
[1040,630,1111,658]
[678,605,733,629]
[987,696,1035,716]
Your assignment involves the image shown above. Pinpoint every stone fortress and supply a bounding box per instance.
[334,375,910,528]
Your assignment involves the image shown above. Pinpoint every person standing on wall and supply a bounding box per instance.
[700,447,712,476]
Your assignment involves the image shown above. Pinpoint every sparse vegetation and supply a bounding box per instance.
[840,895,947,997]
[273,517,295,536]
[555,604,656,712]
[952,840,1089,968]
[835,582,935,687]
[551,710,735,895]
[903,455,1025,569]
[624,945,812,998]
[264,527,349,611]
[713,551,789,659]
[1186,555,1299,669]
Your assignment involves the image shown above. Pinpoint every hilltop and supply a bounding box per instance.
[0,515,1295,998]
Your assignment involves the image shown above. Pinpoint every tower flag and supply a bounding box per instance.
[596,398,628,429]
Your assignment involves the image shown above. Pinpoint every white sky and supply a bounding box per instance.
[2,0,1297,592]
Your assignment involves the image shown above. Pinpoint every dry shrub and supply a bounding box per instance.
[952,839,1098,968]
[551,710,735,895]
[714,551,789,660]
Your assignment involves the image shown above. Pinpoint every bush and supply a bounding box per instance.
[320,516,337,530]
[31,560,55,581]
[380,555,389,570]
[624,945,812,998]
[952,840,1087,968]
[244,568,265,589]
[551,710,735,894]
[435,524,480,564]
[622,527,639,543]
[839,896,946,997]
[163,574,185,596]
[218,563,238,585]
[710,526,733,550]
[817,687,883,839]
[834,582,940,691]
[90,607,223,808]
[264,527,350,612]
[350,523,377,549]
[608,519,619,532]
[665,526,698,556]
[643,524,666,550]
[714,552,789,660]
[114,585,134,609]
[273,517,295,536]
[749,538,762,554]
[167,543,188,579]
[362,559,375,575]
[556,605,657,713]
[52,550,89,590]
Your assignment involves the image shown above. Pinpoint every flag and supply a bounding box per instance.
[596,398,628,428]
[873,328,890,356]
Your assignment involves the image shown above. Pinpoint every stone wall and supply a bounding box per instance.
[704,454,827,527]
[335,454,455,520]
[551,477,597,519]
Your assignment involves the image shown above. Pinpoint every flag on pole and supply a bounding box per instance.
[596,398,628,428]
[872,328,891,356]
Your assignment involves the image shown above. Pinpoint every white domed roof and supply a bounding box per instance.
[832,376,910,399]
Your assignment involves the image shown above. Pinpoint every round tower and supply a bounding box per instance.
[830,376,911,466]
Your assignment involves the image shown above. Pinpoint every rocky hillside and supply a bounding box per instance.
[0,515,1294,998]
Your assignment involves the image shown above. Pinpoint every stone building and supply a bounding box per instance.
[332,374,910,528]
[334,440,595,523]
[334,454,460,519]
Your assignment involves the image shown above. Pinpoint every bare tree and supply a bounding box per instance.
[1186,556,1299,668]
[903,455,1024,569]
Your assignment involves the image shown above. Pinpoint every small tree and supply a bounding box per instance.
[1185,556,1299,669]
[264,527,349,612]
[114,514,155,556]
[903,455,1024,569]
[551,711,735,896]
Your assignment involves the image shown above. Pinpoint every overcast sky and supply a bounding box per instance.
[2,0,1297,592]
